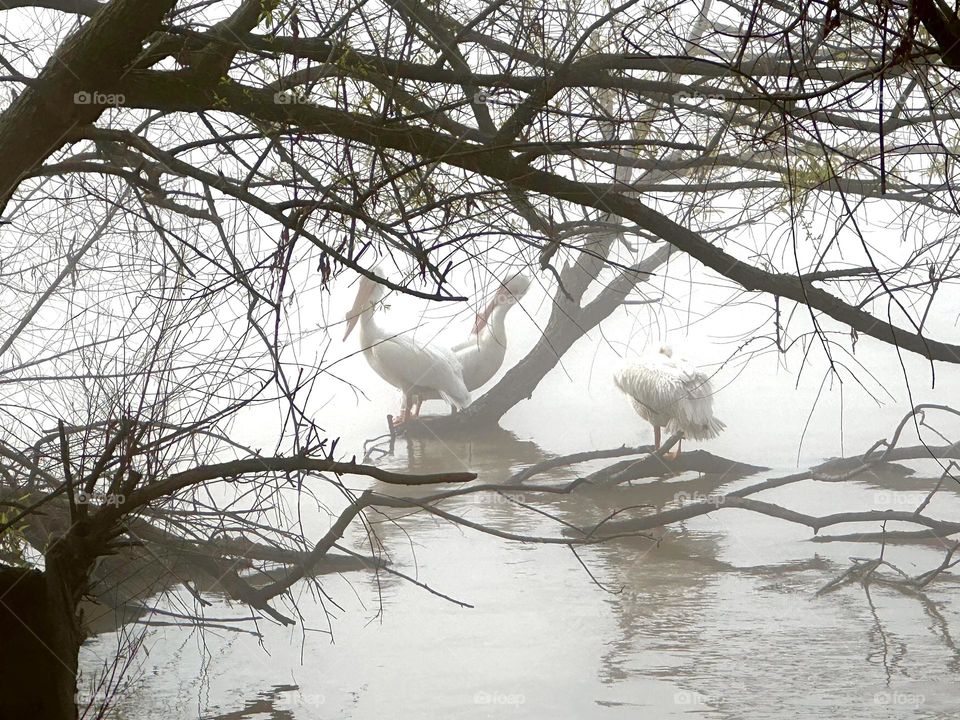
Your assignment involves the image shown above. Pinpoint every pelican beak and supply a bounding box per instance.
[343,313,360,341]
[343,280,374,340]
[473,290,503,335]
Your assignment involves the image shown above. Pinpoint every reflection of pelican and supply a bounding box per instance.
[343,273,470,424]
[615,345,724,458]
[411,272,531,414]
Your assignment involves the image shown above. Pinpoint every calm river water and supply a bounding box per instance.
[79,280,960,719]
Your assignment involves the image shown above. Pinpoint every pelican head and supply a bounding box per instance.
[473,271,532,333]
[343,271,387,340]
[658,344,673,358]
[503,271,532,300]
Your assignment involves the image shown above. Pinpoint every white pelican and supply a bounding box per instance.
[614,345,724,458]
[409,272,532,414]
[343,273,470,424]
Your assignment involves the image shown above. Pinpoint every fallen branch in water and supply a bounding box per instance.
[543,407,960,588]
[817,534,960,597]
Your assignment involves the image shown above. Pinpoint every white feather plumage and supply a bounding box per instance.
[347,276,470,411]
[362,322,471,410]
[411,272,531,405]
[615,345,724,441]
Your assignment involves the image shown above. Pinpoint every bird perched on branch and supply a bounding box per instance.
[614,345,724,459]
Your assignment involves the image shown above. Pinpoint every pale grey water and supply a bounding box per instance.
[79,279,960,719]
[80,443,960,719]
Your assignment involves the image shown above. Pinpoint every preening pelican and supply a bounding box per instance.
[343,273,470,424]
[614,345,724,458]
[410,272,532,413]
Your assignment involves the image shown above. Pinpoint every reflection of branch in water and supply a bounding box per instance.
[815,528,910,686]
[572,491,960,543]
[864,583,899,687]
[205,684,299,720]
[364,422,550,479]
[577,407,960,549]
[916,590,960,674]
[813,528,958,543]
[569,545,625,595]
[362,423,394,463]
[366,489,659,547]
[332,541,473,609]
[818,523,893,596]
[817,542,960,597]
[815,524,960,677]
[915,461,957,516]
[79,626,146,720]
[917,541,960,587]
[308,406,960,668]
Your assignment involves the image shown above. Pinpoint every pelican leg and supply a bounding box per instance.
[412,395,424,417]
[664,437,682,461]
[393,393,411,426]
[653,425,661,449]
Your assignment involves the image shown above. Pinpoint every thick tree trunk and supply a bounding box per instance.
[411,70,683,434]
[0,0,176,212]
[0,508,102,720]
[0,559,84,720]
[453,303,595,425]
[411,244,673,434]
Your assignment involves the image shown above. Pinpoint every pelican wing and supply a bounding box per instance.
[615,354,724,440]
[615,360,688,427]
[370,333,471,409]
[667,358,725,440]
